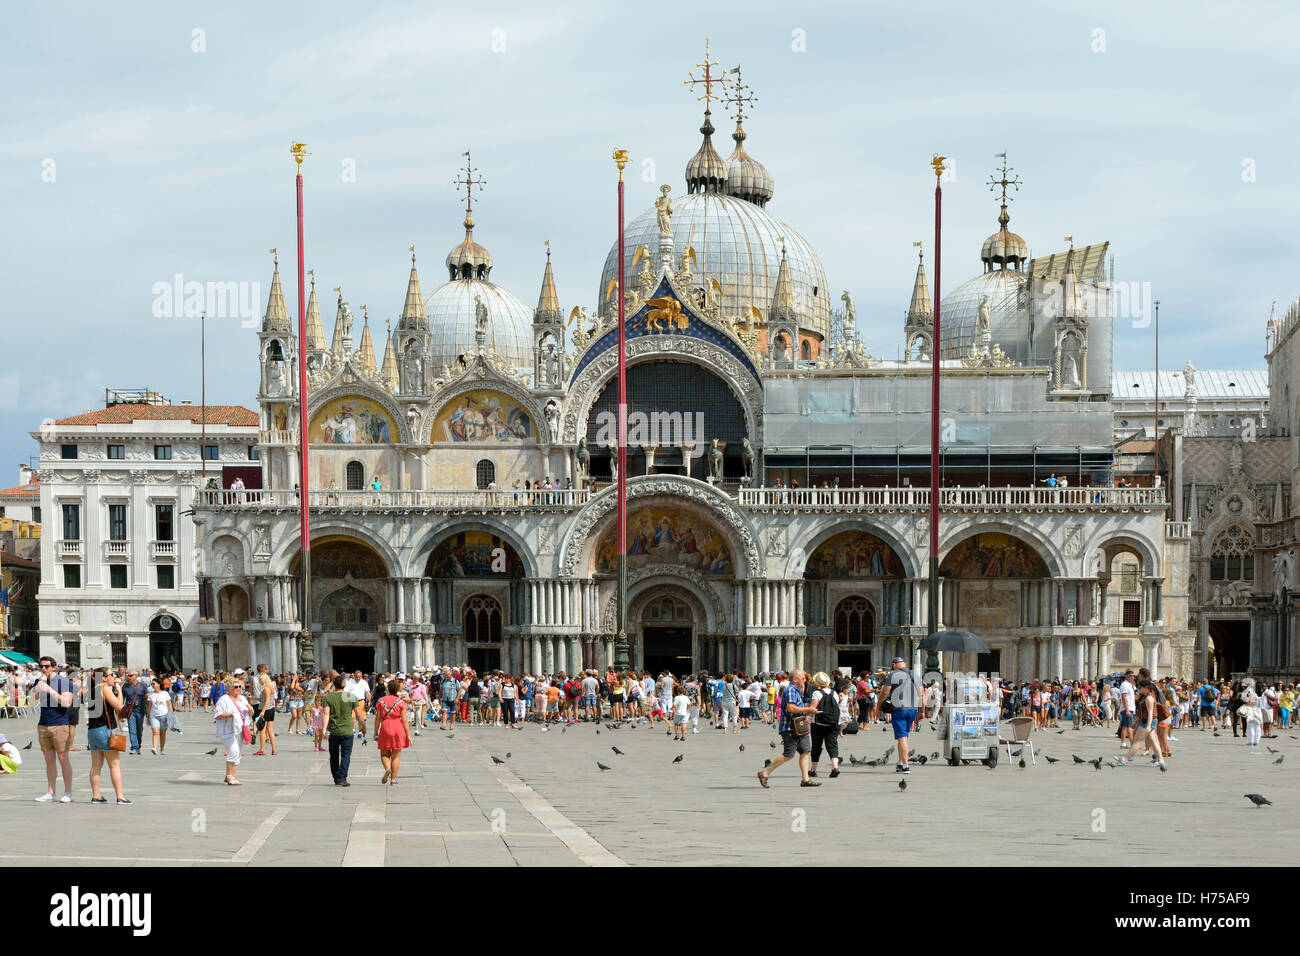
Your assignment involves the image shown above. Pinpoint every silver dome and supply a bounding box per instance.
[599,192,830,339]
[937,269,1028,361]
[423,279,533,372]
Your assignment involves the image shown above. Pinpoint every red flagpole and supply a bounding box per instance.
[291,142,314,671]
[928,156,944,643]
[614,149,630,671]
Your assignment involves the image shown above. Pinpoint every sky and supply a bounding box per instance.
[3,0,1298,476]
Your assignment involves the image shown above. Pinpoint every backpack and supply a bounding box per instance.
[815,689,840,728]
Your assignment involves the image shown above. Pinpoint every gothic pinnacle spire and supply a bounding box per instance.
[262,250,292,333]
[305,269,325,350]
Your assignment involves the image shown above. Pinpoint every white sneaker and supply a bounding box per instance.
[59,793,73,803]
[34,793,54,803]
[1121,742,1129,748]
[1168,735,1178,741]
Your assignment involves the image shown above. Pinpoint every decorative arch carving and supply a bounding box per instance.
[561,337,762,448]
[559,474,761,578]
[938,519,1063,578]
[601,569,725,635]
[429,375,553,444]
[306,384,407,443]
[789,519,921,579]
[1081,531,1162,579]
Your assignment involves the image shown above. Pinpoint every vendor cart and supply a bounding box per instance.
[937,675,1001,767]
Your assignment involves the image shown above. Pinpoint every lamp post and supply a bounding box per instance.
[291,142,315,673]
[926,155,945,677]
[613,148,630,672]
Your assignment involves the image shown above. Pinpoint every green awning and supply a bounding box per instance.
[0,650,36,665]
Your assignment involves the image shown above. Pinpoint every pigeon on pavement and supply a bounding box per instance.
[1044,756,1059,764]
[1018,759,1026,769]
[898,780,907,790]
[23,741,33,750]
[1088,758,1104,770]
[205,747,219,755]
[1274,755,1285,765]
[770,741,777,749]
[914,755,928,765]
[1244,793,1272,807]
[672,754,683,764]
[1072,755,1085,764]
[738,744,745,752]
[848,755,860,766]
[612,746,625,755]
[1056,730,1066,735]
[596,761,612,772]
[1266,746,1279,754]
[490,755,506,765]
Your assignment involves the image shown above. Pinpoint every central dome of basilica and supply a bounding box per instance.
[599,193,831,340]
[599,104,831,342]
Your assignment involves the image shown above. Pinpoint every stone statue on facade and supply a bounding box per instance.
[475,295,488,337]
[977,295,991,343]
[655,184,674,236]
[1183,360,1197,399]
[545,343,561,387]
[404,347,423,393]
[1063,354,1081,389]
[544,400,560,439]
[741,437,755,479]
[575,437,590,483]
[840,291,856,338]
[708,438,725,483]
[266,359,287,396]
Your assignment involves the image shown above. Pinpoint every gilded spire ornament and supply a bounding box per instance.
[454,150,486,219]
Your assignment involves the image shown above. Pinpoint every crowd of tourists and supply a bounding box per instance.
[5,653,1293,800]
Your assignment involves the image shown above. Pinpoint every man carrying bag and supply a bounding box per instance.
[756,669,821,789]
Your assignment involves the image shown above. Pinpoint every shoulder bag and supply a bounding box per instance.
[108,699,128,753]
[786,688,811,737]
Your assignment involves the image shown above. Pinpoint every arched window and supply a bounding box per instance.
[834,596,874,645]
[475,459,495,489]
[1210,525,1254,582]
[464,595,502,643]
[800,340,812,360]
[345,461,365,491]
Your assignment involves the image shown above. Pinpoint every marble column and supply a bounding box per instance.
[1051,636,1063,680]
[1098,640,1110,675]
[203,640,215,673]
[745,638,758,676]
[398,634,408,673]
[532,636,543,674]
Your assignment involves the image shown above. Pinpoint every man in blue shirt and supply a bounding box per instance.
[1198,680,1219,731]
[757,669,820,788]
[33,656,76,803]
[119,670,149,754]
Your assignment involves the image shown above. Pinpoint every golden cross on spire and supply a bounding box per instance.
[269,247,278,267]
[409,244,416,264]
[684,37,729,112]
[988,152,1022,205]
[545,238,551,260]
[454,150,486,219]
[308,267,315,286]
[723,64,756,124]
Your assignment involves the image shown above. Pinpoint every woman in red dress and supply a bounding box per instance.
[375,678,410,785]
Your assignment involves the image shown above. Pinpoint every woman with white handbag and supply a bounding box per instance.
[213,680,254,786]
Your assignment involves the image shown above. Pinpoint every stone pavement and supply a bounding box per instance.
[0,712,1293,865]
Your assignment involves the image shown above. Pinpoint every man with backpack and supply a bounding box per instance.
[807,672,842,779]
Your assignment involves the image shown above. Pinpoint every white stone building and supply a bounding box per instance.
[33,394,257,670]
